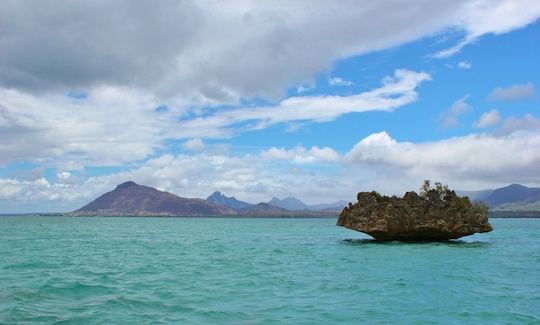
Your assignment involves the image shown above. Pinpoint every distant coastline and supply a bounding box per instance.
[489,211,540,218]
[0,213,338,219]
[1,211,540,219]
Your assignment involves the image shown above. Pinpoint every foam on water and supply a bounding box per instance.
[0,217,539,324]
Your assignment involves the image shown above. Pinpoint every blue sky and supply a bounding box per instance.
[1,1,540,212]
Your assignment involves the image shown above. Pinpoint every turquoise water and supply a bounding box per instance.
[0,217,539,324]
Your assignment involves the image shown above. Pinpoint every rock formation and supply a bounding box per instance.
[337,187,493,241]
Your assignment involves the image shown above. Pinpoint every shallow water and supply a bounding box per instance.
[0,217,539,324]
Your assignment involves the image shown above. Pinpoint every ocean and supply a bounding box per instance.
[0,216,539,324]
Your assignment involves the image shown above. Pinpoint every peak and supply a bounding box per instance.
[208,191,224,198]
[116,181,139,189]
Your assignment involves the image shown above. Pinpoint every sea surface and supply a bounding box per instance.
[0,217,539,324]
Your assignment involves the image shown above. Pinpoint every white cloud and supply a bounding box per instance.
[0,70,429,166]
[0,87,166,166]
[474,109,501,128]
[57,172,71,180]
[328,77,353,87]
[346,130,540,186]
[285,123,304,133]
[497,113,540,135]
[173,69,431,138]
[488,82,536,101]
[439,95,473,128]
[261,145,340,163]
[4,127,540,212]
[433,0,540,58]
[296,84,315,94]
[457,61,472,69]
[183,138,205,151]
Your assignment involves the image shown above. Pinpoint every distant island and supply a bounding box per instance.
[71,181,343,217]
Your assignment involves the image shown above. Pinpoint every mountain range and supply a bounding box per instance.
[267,197,349,211]
[74,182,341,217]
[207,191,347,212]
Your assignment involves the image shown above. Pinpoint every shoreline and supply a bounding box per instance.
[1,213,540,219]
[0,213,338,219]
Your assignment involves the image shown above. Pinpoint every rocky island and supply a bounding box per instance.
[337,181,493,241]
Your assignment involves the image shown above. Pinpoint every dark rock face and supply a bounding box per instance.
[74,181,236,216]
[337,190,493,241]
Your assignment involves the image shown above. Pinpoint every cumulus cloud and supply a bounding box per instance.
[345,130,540,186]
[183,138,205,152]
[487,82,536,101]
[328,77,354,87]
[4,127,540,212]
[439,95,473,128]
[474,109,501,128]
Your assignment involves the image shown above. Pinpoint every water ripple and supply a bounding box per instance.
[0,217,539,324]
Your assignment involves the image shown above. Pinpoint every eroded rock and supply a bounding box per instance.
[337,189,493,241]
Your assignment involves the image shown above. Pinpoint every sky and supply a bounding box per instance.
[1,0,540,213]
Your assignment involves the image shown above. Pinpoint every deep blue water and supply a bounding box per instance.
[0,217,539,324]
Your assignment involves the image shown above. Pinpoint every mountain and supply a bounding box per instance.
[206,191,252,209]
[237,202,336,217]
[484,184,540,208]
[74,181,236,216]
[269,196,349,212]
[268,197,308,210]
[237,203,291,215]
[308,200,349,212]
[460,184,540,211]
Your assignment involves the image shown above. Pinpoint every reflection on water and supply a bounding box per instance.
[342,238,490,248]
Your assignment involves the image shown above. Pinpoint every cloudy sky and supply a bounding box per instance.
[1,0,540,212]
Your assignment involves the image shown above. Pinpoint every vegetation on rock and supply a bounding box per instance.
[338,181,493,241]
